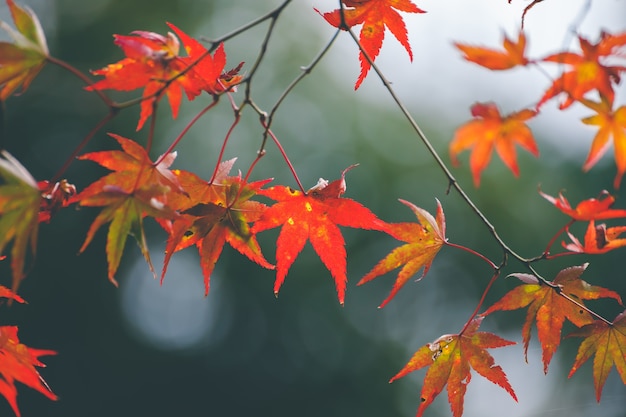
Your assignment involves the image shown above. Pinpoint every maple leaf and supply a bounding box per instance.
[483,264,623,373]
[166,23,243,98]
[0,151,41,292]
[315,0,426,89]
[450,102,539,186]
[454,31,529,70]
[539,189,626,221]
[567,310,626,401]
[161,161,274,296]
[0,285,24,304]
[358,198,445,308]
[73,133,183,200]
[390,316,517,417]
[0,0,48,100]
[251,166,387,304]
[562,220,626,254]
[578,96,626,188]
[73,134,180,285]
[86,23,239,130]
[538,31,626,109]
[0,325,56,417]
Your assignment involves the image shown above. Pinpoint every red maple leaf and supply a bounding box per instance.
[0,288,56,417]
[358,198,445,308]
[578,96,626,188]
[72,134,180,285]
[563,221,626,254]
[0,326,56,417]
[390,316,517,417]
[450,102,539,186]
[483,264,623,373]
[161,160,274,296]
[315,0,425,89]
[86,23,241,130]
[538,31,626,109]
[567,310,626,402]
[0,0,48,100]
[454,31,529,70]
[539,189,626,221]
[251,166,387,304]
[166,23,243,98]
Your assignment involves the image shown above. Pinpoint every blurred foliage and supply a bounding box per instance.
[1,1,625,416]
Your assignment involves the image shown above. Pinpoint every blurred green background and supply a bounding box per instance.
[1,0,625,416]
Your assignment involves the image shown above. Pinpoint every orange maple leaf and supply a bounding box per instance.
[483,264,623,373]
[161,161,274,296]
[567,310,626,402]
[0,0,48,100]
[450,102,539,186]
[0,324,56,417]
[316,0,425,89]
[539,189,626,221]
[538,31,626,109]
[578,96,626,188]
[73,134,180,285]
[86,23,240,130]
[358,198,445,308]
[454,31,529,70]
[251,166,387,304]
[390,316,517,417]
[563,220,626,254]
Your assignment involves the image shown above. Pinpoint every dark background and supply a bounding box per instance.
[1,1,625,416]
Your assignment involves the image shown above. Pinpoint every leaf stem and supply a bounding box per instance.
[209,112,241,184]
[51,110,119,182]
[460,269,502,335]
[154,99,220,167]
[260,120,305,193]
[445,241,498,270]
[45,55,116,108]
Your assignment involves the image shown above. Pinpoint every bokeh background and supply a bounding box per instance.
[1,0,625,416]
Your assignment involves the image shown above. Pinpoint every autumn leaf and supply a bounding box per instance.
[538,31,626,109]
[567,310,626,401]
[0,285,24,304]
[315,0,426,89]
[562,220,626,254]
[73,133,183,200]
[251,166,387,304]
[73,134,180,285]
[454,31,529,70]
[450,102,539,186]
[166,23,243,98]
[161,161,274,296]
[0,0,48,100]
[358,198,445,308]
[390,316,517,417]
[539,189,626,221]
[483,264,623,373]
[86,23,239,130]
[0,151,41,292]
[578,96,626,188]
[0,325,56,417]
